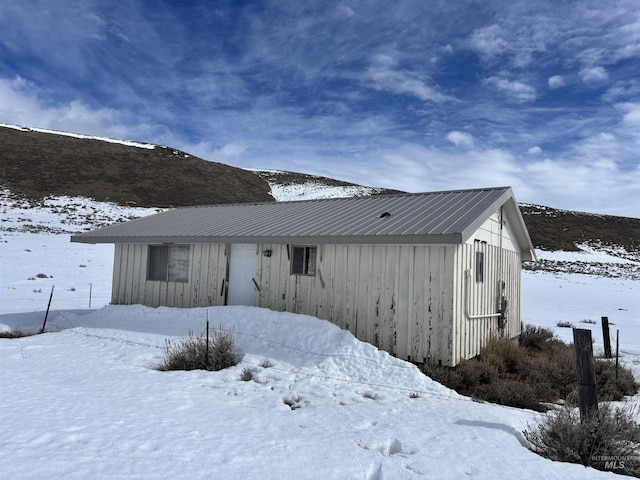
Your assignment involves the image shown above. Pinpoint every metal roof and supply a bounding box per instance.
[71,186,535,259]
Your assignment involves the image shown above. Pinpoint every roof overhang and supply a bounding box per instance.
[71,233,464,246]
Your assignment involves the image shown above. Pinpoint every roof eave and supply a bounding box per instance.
[70,233,465,246]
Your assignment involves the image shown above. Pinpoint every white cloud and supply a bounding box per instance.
[362,55,454,103]
[445,131,474,148]
[522,154,635,214]
[617,102,640,125]
[484,77,536,102]
[548,75,565,89]
[528,146,542,154]
[333,136,640,218]
[432,44,454,63]
[0,77,41,125]
[580,66,609,85]
[0,75,149,141]
[331,142,529,201]
[602,80,640,102]
[335,5,356,18]
[468,17,552,68]
[593,132,615,142]
[470,24,509,57]
[202,142,250,163]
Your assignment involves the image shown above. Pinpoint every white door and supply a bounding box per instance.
[227,244,258,306]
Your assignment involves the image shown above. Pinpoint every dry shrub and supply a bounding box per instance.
[524,404,640,476]
[0,329,35,339]
[422,327,639,412]
[519,325,554,350]
[160,328,241,372]
[481,337,525,374]
[525,355,575,402]
[486,381,543,411]
[259,358,275,368]
[528,342,576,399]
[456,358,499,387]
[482,350,508,374]
[422,363,465,391]
[595,359,639,401]
[423,359,499,395]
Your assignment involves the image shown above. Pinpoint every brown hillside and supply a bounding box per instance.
[520,204,640,253]
[0,126,273,207]
[1,125,638,255]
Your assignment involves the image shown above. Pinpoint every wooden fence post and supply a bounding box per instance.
[573,328,598,422]
[601,316,612,358]
[205,320,210,370]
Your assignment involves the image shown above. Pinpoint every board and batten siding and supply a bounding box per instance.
[450,243,521,364]
[450,211,523,364]
[255,243,455,364]
[112,243,228,308]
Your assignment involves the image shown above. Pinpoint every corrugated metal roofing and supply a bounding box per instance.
[71,186,535,258]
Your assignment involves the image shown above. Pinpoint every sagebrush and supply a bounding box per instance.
[422,324,637,411]
[595,359,639,401]
[518,324,553,350]
[0,329,34,339]
[160,328,240,372]
[523,404,640,477]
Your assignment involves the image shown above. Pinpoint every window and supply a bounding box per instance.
[475,250,484,283]
[148,245,190,282]
[291,246,317,276]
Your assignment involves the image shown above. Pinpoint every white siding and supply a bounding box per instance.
[468,211,518,252]
[255,243,455,363]
[111,230,523,366]
[451,241,522,364]
[111,244,227,308]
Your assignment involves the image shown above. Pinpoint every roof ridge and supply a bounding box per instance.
[176,186,512,209]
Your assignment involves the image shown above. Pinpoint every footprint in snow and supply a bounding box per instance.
[358,438,412,457]
[365,462,383,480]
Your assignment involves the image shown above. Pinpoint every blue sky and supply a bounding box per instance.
[1,0,639,217]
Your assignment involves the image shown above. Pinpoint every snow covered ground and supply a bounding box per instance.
[247,168,389,201]
[1,190,639,479]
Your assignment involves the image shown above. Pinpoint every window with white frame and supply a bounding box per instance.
[290,245,317,276]
[148,245,190,282]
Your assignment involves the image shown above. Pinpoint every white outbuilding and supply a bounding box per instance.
[72,186,535,366]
